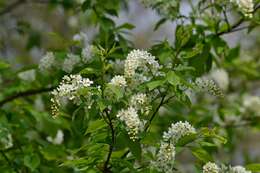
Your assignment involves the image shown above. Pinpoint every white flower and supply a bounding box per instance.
[18,69,36,82]
[203,162,220,173]
[82,45,95,63]
[62,53,80,73]
[124,49,160,81]
[39,52,55,71]
[47,130,64,145]
[130,93,150,114]
[243,95,260,116]
[231,166,252,173]
[195,78,224,97]
[231,0,254,18]
[116,107,144,140]
[210,68,229,91]
[109,75,127,87]
[73,32,88,45]
[0,127,13,150]
[51,74,93,115]
[152,142,176,173]
[163,121,196,144]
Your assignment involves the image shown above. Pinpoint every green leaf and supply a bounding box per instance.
[175,25,191,48]
[80,67,100,75]
[166,71,181,86]
[154,18,167,31]
[85,119,107,135]
[146,80,164,91]
[246,163,260,172]
[81,0,91,11]
[0,60,10,70]
[116,23,135,30]
[191,148,213,163]
[24,154,40,171]
[176,133,197,147]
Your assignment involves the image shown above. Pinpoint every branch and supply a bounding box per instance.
[102,109,115,173]
[144,94,166,132]
[0,0,26,16]
[0,86,56,107]
[216,4,260,36]
[0,151,19,173]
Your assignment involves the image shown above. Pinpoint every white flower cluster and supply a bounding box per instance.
[141,0,179,19]
[124,49,160,81]
[163,121,196,144]
[51,74,93,115]
[203,162,252,173]
[231,0,254,18]
[109,75,127,87]
[195,78,224,97]
[39,52,55,71]
[203,162,220,173]
[116,107,144,140]
[230,166,252,173]
[0,127,13,150]
[153,121,195,172]
[62,53,81,73]
[152,142,176,173]
[47,129,64,145]
[130,93,150,114]
[18,69,36,82]
[210,68,229,91]
[243,95,260,116]
[73,32,88,45]
[82,45,95,63]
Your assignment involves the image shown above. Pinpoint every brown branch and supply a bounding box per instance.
[102,109,115,173]
[0,0,26,16]
[216,4,260,36]
[0,86,55,107]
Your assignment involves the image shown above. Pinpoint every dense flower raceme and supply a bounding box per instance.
[39,52,56,71]
[203,162,252,173]
[210,68,229,91]
[116,107,144,140]
[51,74,93,115]
[130,93,150,114]
[162,121,196,144]
[195,78,224,97]
[141,0,180,19]
[152,142,176,173]
[203,162,220,173]
[243,95,260,116]
[62,53,81,73]
[124,49,160,82]
[231,0,254,18]
[230,166,252,173]
[109,75,127,87]
[153,121,196,172]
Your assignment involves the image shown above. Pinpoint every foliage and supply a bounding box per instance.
[0,0,260,172]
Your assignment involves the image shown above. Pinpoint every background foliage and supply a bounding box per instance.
[0,0,260,172]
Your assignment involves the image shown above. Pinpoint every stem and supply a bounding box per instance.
[144,94,166,132]
[0,0,26,16]
[0,150,18,173]
[103,109,115,172]
[0,86,56,107]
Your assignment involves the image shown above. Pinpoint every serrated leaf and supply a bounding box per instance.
[85,119,107,135]
[246,163,260,172]
[146,80,164,91]
[191,148,213,163]
[24,154,40,171]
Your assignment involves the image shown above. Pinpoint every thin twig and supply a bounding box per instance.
[0,150,18,173]
[102,109,115,173]
[0,86,56,107]
[0,0,26,16]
